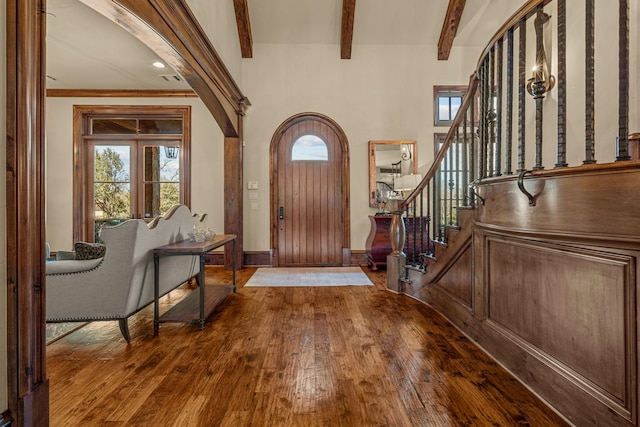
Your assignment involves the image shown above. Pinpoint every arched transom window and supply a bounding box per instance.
[291,134,328,161]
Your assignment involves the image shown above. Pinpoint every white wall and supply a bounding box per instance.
[241,43,481,251]
[45,97,225,251]
[185,0,243,84]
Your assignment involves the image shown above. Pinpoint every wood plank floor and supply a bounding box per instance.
[47,267,569,426]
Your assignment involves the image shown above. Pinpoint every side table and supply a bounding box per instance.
[153,234,237,335]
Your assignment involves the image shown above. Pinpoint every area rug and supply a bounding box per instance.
[244,266,373,287]
[46,322,88,344]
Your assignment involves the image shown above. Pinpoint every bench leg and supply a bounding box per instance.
[119,318,131,342]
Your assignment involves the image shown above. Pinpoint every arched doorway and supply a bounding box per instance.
[270,113,351,266]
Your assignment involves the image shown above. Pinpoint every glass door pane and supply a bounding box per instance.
[93,145,132,241]
[141,142,181,219]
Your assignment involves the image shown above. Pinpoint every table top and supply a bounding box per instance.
[154,234,236,255]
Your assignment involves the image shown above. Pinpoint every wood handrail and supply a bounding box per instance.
[400,73,478,210]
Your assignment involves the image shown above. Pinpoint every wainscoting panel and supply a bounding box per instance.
[484,234,636,422]
[433,243,473,308]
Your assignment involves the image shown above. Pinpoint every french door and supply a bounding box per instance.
[73,106,191,243]
[88,140,182,241]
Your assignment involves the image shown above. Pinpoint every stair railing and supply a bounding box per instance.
[391,0,635,272]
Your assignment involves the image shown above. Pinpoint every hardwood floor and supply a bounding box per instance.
[47,267,569,426]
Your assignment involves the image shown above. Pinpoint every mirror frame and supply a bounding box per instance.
[368,140,417,208]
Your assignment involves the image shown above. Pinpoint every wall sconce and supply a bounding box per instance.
[527,64,555,99]
[164,146,179,159]
[527,10,555,99]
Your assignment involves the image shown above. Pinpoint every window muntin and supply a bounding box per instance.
[291,134,329,161]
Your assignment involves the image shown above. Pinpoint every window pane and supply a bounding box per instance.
[143,145,181,218]
[93,146,131,221]
[450,97,462,120]
[291,135,328,161]
[143,183,180,218]
[91,119,137,134]
[438,97,451,121]
[143,146,180,182]
[138,119,183,135]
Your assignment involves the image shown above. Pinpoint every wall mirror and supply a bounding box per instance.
[368,140,417,208]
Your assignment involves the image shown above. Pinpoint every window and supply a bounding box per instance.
[291,134,329,161]
[434,86,467,126]
[73,106,191,242]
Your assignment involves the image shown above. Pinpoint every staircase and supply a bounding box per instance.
[388,1,640,426]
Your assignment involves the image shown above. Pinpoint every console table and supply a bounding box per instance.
[153,234,236,335]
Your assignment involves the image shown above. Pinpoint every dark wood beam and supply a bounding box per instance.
[438,0,466,60]
[233,0,253,58]
[341,0,356,59]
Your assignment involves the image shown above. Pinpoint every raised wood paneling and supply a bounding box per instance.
[395,165,640,426]
[433,243,473,307]
[476,164,640,245]
[486,236,634,417]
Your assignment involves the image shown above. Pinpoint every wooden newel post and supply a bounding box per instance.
[386,199,406,293]
[389,212,406,256]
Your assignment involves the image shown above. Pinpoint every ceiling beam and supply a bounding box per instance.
[341,0,356,59]
[438,0,466,60]
[233,0,253,58]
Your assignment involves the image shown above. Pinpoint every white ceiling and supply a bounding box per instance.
[46,0,521,90]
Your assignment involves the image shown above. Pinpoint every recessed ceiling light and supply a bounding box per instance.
[152,61,166,69]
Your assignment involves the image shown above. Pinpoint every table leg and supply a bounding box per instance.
[232,239,237,292]
[154,254,160,335]
[199,254,206,329]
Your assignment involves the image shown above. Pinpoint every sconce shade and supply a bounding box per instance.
[394,174,423,191]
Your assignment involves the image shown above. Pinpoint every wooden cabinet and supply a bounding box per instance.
[365,215,429,270]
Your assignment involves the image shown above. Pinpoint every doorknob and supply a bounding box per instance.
[279,206,285,220]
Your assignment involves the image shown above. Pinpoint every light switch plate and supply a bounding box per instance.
[247,181,258,190]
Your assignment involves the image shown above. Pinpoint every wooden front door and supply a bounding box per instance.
[270,113,350,266]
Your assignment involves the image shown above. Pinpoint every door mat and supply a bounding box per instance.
[244,267,374,287]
